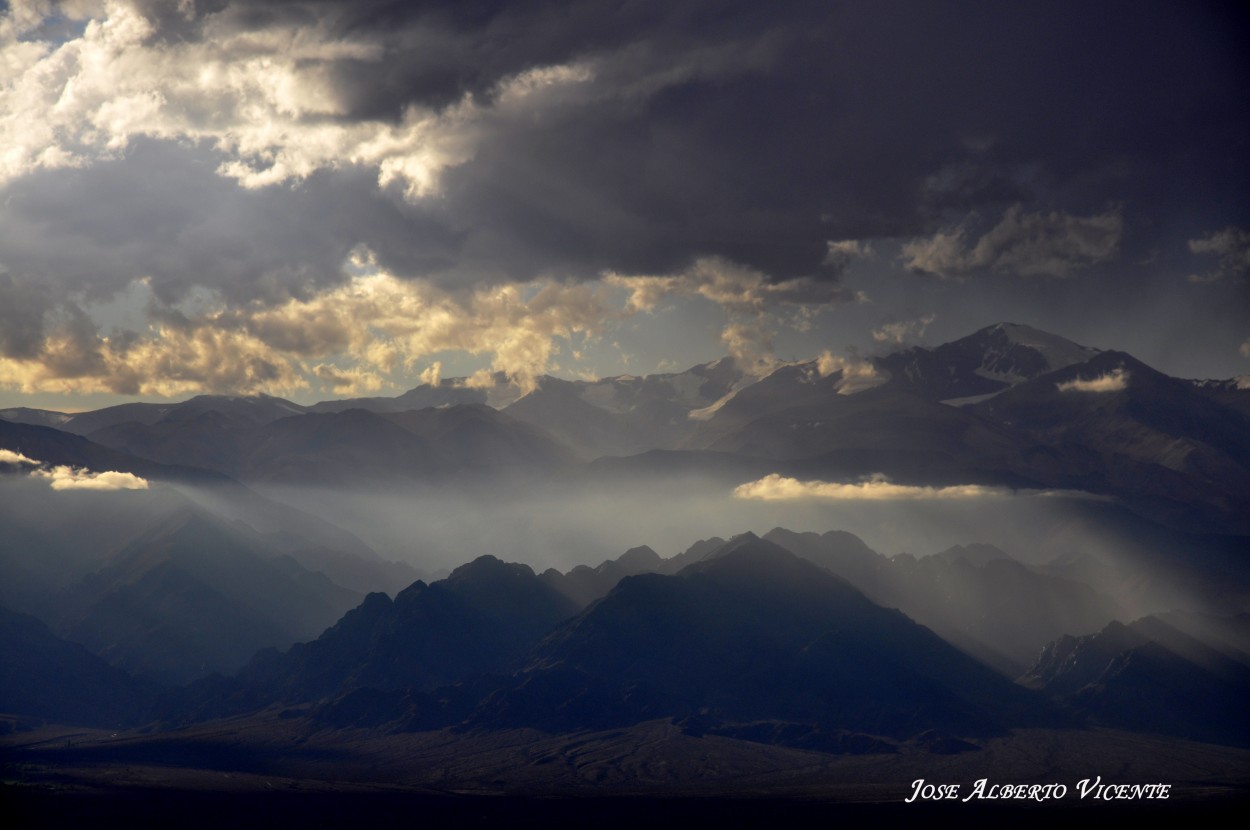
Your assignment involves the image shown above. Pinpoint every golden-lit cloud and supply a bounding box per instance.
[813,352,885,394]
[0,253,619,397]
[0,447,149,490]
[733,473,1013,501]
[0,1,593,199]
[734,473,1096,502]
[1055,368,1129,393]
[606,257,851,314]
[33,464,149,491]
[0,448,40,466]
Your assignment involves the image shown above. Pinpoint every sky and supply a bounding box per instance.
[1,0,1248,411]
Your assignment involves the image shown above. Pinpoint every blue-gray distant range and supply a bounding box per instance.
[2,324,1249,821]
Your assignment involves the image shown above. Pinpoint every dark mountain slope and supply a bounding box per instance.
[971,350,1250,532]
[475,537,1052,741]
[210,556,580,712]
[0,606,153,728]
[1023,617,1250,746]
[53,508,361,685]
[877,322,1101,402]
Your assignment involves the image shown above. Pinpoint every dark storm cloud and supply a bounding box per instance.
[287,0,1248,283]
[2,0,1250,402]
[0,140,457,310]
[0,272,52,359]
[5,0,1250,314]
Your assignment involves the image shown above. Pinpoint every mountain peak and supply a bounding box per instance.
[877,322,1103,403]
[972,323,1101,373]
[446,554,537,584]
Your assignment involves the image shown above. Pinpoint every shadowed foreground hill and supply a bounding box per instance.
[0,607,153,728]
[167,537,1059,753]
[1024,616,1250,746]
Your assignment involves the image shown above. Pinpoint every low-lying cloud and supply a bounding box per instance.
[0,448,149,490]
[1056,367,1129,393]
[734,474,1014,502]
[32,465,149,491]
[0,448,40,466]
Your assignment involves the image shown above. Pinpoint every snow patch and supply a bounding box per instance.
[991,323,1101,371]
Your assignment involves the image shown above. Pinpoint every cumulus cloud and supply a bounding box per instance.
[733,473,1013,501]
[813,352,885,394]
[1241,339,1250,359]
[1187,226,1250,284]
[0,0,526,198]
[901,205,1122,279]
[0,447,149,490]
[32,465,149,491]
[0,2,1245,402]
[0,448,40,466]
[606,257,854,315]
[604,257,862,377]
[872,314,936,345]
[0,251,619,397]
[1056,367,1129,393]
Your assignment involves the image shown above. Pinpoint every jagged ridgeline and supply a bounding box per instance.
[2,323,1249,802]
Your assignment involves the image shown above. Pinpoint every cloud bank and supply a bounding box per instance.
[734,474,1013,502]
[1,1,1247,398]
[733,474,1096,503]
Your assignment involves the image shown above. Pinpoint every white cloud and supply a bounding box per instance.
[0,447,149,490]
[32,464,149,490]
[1187,226,1250,284]
[0,1,593,200]
[0,448,40,466]
[1056,367,1129,393]
[733,473,1013,501]
[901,204,1122,279]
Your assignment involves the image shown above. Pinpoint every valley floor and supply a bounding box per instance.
[4,715,1248,827]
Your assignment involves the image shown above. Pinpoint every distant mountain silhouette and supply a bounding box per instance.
[85,404,575,484]
[763,528,1124,675]
[183,555,579,720]
[472,537,1054,744]
[52,507,362,685]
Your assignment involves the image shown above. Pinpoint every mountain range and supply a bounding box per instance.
[3,322,1249,807]
[7,323,1245,533]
